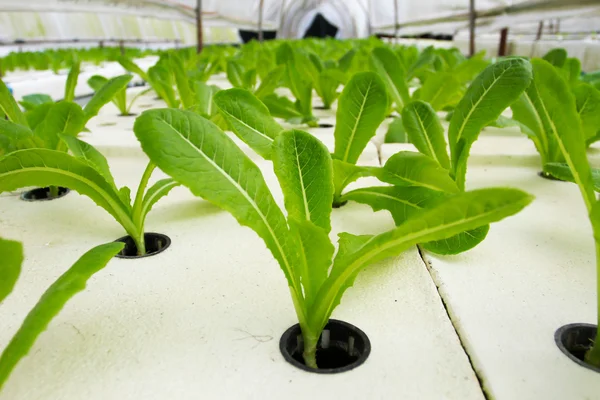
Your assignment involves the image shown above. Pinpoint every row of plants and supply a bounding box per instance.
[0,38,599,392]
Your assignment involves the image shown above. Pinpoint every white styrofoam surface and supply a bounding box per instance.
[380,138,600,399]
[0,155,483,400]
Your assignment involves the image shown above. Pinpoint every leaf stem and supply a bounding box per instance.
[585,238,600,368]
[131,161,156,255]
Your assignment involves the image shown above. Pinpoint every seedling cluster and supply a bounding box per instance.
[1,38,599,393]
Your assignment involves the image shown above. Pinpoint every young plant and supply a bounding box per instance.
[517,59,600,368]
[343,58,533,254]
[87,75,150,116]
[133,108,532,368]
[0,75,132,155]
[262,43,318,127]
[511,57,600,174]
[213,72,389,206]
[0,137,178,255]
[0,242,124,390]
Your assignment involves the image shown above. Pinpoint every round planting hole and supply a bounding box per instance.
[99,122,117,127]
[538,171,564,181]
[280,319,371,373]
[386,114,397,119]
[118,113,137,117]
[318,123,334,128]
[114,232,171,259]
[21,187,70,202]
[139,104,153,109]
[314,105,328,110]
[555,323,600,373]
[332,200,348,209]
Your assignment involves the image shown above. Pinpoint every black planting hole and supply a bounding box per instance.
[555,323,600,373]
[280,319,370,374]
[538,171,565,181]
[114,232,171,259]
[118,112,137,117]
[318,123,334,128]
[314,105,329,110]
[21,187,70,202]
[386,114,398,119]
[332,200,348,209]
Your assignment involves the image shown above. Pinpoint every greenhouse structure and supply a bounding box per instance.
[1,0,600,398]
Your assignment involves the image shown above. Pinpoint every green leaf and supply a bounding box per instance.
[332,159,379,205]
[133,109,298,290]
[0,238,23,304]
[452,51,489,84]
[421,225,489,255]
[369,47,410,111]
[190,81,216,117]
[319,69,342,109]
[449,58,533,190]
[261,94,303,122]
[286,61,313,119]
[19,94,53,111]
[148,64,179,109]
[545,163,600,192]
[254,65,285,99]
[573,83,600,143]
[25,103,52,131]
[83,74,132,121]
[170,54,194,109]
[140,178,179,222]
[226,61,245,88]
[562,58,582,86]
[59,135,116,189]
[543,48,567,68]
[35,102,85,150]
[338,48,357,73]
[0,79,27,126]
[272,130,333,231]
[118,57,150,82]
[0,149,134,234]
[0,119,34,148]
[384,116,409,143]
[342,185,442,225]
[402,101,450,169]
[87,75,108,92]
[310,188,534,330]
[332,71,387,164]
[214,88,282,160]
[0,242,124,390]
[64,59,80,102]
[531,59,595,210]
[289,219,334,307]
[417,72,463,111]
[379,151,458,193]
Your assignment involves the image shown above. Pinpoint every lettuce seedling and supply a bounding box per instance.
[511,57,600,173]
[134,108,533,368]
[0,137,178,255]
[0,75,132,155]
[343,58,533,254]
[88,75,151,116]
[514,58,600,368]
[226,60,257,91]
[263,43,318,127]
[213,72,388,207]
[0,242,124,390]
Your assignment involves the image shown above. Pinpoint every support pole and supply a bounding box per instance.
[498,27,509,56]
[119,40,125,56]
[393,0,399,45]
[196,0,203,53]
[469,0,476,56]
[536,20,544,41]
[258,0,265,42]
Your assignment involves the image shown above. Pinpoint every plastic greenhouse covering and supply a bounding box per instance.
[1,0,600,42]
